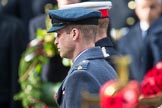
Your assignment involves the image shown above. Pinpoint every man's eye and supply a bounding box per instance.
[57,33,61,38]
[150,5,156,9]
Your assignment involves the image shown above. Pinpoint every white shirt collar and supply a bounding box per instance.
[140,21,149,31]
[73,48,89,63]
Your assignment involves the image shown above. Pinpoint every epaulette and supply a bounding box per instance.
[74,60,90,71]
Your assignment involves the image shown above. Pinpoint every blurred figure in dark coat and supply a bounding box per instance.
[117,0,161,82]
[145,16,162,66]
[1,0,56,41]
[1,0,20,17]
[1,0,33,39]
[148,0,162,65]
[0,7,27,108]
[109,0,138,40]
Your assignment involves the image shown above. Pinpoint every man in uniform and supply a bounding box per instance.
[48,7,118,108]
[60,1,119,69]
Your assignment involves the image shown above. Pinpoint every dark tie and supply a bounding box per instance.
[142,30,148,39]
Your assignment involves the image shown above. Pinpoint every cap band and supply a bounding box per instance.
[51,18,99,26]
[99,9,109,18]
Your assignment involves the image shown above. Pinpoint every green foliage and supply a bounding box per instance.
[14,29,60,108]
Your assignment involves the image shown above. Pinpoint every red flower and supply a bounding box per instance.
[100,80,140,108]
[100,96,123,108]
[141,62,162,96]
[44,105,48,108]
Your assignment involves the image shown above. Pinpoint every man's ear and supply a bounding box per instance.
[71,28,80,40]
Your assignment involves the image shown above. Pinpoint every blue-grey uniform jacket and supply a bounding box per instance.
[56,47,118,108]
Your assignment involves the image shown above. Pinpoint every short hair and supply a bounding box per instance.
[64,24,98,42]
[98,18,109,29]
[97,18,109,36]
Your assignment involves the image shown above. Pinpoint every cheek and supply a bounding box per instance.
[65,39,75,50]
[151,10,161,18]
[59,36,73,48]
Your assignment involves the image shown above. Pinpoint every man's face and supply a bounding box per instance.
[54,28,75,59]
[135,0,161,24]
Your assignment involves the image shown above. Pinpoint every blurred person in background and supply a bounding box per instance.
[0,3,27,108]
[109,0,138,41]
[1,0,33,40]
[144,13,162,70]
[1,0,56,41]
[117,0,161,82]
[140,0,162,71]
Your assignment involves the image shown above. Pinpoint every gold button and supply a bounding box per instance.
[77,65,82,70]
[126,17,135,26]
[128,1,135,10]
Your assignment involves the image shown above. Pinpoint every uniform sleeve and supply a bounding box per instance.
[63,71,100,108]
